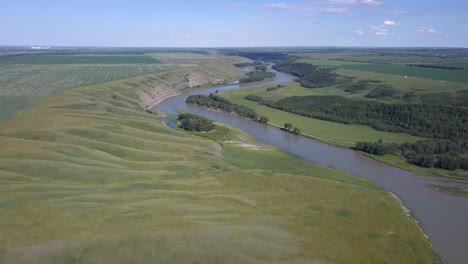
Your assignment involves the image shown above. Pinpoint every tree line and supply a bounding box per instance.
[273,62,337,88]
[186,94,268,124]
[407,64,466,71]
[244,94,468,140]
[239,70,275,83]
[354,139,468,171]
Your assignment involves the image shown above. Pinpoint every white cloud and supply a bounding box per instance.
[375,31,389,36]
[388,9,406,16]
[370,25,389,36]
[418,27,440,34]
[320,7,348,13]
[384,20,396,26]
[264,3,293,9]
[168,32,177,40]
[359,0,384,6]
[354,30,365,35]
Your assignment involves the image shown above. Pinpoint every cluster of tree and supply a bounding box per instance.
[232,52,294,62]
[273,62,337,88]
[339,78,390,95]
[343,80,368,93]
[407,64,466,71]
[354,140,399,156]
[244,95,467,140]
[284,123,301,135]
[178,113,215,132]
[239,70,276,83]
[255,65,267,71]
[233,61,262,67]
[186,94,268,124]
[354,139,468,171]
[365,86,400,98]
[244,94,263,102]
[266,84,286,92]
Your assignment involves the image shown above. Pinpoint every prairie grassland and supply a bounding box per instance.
[0,66,434,263]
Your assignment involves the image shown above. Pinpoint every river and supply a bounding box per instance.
[154,66,468,264]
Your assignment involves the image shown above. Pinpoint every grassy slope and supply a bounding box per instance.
[0,51,247,123]
[220,84,422,147]
[0,64,435,263]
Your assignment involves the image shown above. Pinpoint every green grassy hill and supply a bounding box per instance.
[0,61,437,263]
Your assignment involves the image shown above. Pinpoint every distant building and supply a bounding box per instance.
[30,46,51,50]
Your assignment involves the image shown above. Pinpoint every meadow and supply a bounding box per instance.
[220,86,423,147]
[0,53,436,263]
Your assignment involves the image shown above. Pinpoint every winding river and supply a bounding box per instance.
[154,66,468,264]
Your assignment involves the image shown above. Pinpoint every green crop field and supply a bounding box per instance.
[299,58,468,83]
[341,63,468,83]
[0,54,160,64]
[0,65,173,97]
[0,64,175,122]
[0,67,435,263]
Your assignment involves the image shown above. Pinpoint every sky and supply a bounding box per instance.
[1,0,468,47]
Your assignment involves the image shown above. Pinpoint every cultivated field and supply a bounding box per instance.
[0,51,248,123]
[300,58,468,83]
[0,65,173,97]
[0,54,160,64]
[0,67,435,263]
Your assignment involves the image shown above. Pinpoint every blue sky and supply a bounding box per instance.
[1,0,467,47]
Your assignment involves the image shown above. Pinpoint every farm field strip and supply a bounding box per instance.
[0,54,161,64]
[300,58,468,83]
[0,64,175,97]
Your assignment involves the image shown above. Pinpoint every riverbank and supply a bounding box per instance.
[154,64,468,263]
[218,84,468,182]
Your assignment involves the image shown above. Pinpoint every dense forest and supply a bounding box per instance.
[186,94,268,124]
[273,62,337,88]
[354,139,468,171]
[178,113,215,132]
[244,94,468,140]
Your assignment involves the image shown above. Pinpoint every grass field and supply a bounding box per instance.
[0,54,160,64]
[298,49,468,66]
[220,86,423,147]
[0,59,435,263]
[0,65,173,97]
[299,58,468,83]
